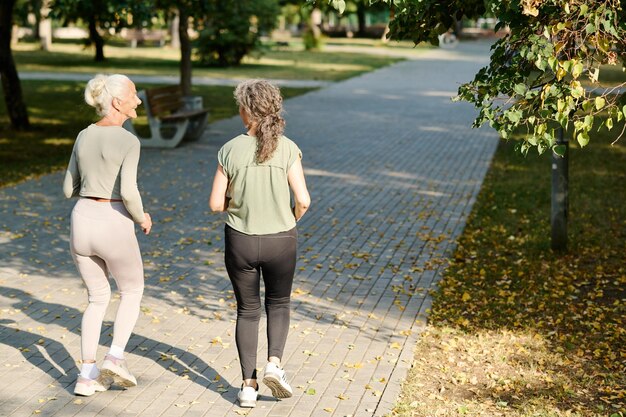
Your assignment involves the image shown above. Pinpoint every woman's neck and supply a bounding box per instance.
[96,111,125,127]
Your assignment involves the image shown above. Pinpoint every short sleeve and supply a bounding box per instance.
[217,146,228,177]
[287,140,302,170]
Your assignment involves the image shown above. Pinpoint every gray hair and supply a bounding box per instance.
[84,74,131,117]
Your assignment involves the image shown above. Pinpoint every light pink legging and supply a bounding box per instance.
[70,198,144,361]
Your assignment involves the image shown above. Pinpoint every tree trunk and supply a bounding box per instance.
[88,16,105,62]
[551,128,568,251]
[178,8,192,96]
[39,0,52,51]
[453,18,463,37]
[170,11,180,49]
[356,2,367,37]
[381,4,394,43]
[303,8,322,50]
[0,0,30,130]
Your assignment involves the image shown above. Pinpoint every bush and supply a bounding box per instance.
[195,0,280,67]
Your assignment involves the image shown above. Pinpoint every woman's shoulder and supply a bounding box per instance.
[220,134,253,152]
[82,124,140,151]
[278,135,301,155]
[279,135,299,148]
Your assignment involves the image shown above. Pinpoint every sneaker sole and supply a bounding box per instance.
[73,386,100,396]
[101,367,137,388]
[73,381,108,396]
[238,399,257,408]
[262,374,293,399]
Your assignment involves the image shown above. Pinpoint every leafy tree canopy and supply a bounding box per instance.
[320,0,626,155]
[50,0,152,32]
[195,0,280,67]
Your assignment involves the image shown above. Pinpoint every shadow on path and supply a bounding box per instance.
[0,286,233,395]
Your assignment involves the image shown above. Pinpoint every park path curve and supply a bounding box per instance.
[0,40,498,417]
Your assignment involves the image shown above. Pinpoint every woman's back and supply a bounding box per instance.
[218,134,302,235]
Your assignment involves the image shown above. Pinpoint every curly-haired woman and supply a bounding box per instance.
[64,74,151,396]
[209,79,310,408]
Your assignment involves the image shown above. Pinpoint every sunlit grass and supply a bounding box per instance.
[392,123,626,416]
[0,80,314,187]
[13,41,404,81]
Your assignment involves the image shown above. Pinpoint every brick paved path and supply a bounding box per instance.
[0,41,498,417]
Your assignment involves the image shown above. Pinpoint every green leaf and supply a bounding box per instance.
[306,388,316,395]
[520,141,530,156]
[564,3,570,14]
[585,23,596,34]
[572,62,584,79]
[577,132,590,147]
[582,100,594,113]
[570,81,584,99]
[557,113,569,128]
[537,141,548,154]
[561,60,573,73]
[547,56,558,71]
[506,110,522,123]
[535,57,546,71]
[553,144,567,156]
[605,117,614,131]
[544,131,555,146]
[595,97,606,111]
[622,105,626,118]
[513,84,527,95]
[579,4,588,16]
[331,0,346,14]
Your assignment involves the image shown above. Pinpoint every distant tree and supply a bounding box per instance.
[0,0,30,130]
[50,0,153,61]
[152,1,211,95]
[14,0,42,39]
[195,0,280,67]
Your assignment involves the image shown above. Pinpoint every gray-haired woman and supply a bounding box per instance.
[209,79,310,408]
[63,74,152,396]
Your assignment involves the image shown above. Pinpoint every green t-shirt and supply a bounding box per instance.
[217,134,302,235]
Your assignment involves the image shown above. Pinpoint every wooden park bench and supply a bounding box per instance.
[123,85,209,148]
[122,28,167,48]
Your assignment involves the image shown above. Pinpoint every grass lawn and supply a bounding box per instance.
[12,41,404,82]
[0,81,314,187]
[392,123,626,416]
[2,40,402,186]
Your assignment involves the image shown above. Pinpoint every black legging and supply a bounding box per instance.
[224,224,297,380]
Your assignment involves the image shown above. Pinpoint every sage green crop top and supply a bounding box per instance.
[63,124,145,223]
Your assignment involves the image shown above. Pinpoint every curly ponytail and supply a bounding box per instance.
[234,79,285,164]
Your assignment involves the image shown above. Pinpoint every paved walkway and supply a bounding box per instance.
[0,41,498,417]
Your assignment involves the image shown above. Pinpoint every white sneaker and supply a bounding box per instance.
[73,375,111,396]
[101,354,137,388]
[238,385,258,408]
[262,362,293,399]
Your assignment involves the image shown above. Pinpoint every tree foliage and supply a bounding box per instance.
[195,0,280,67]
[50,0,153,61]
[321,0,626,154]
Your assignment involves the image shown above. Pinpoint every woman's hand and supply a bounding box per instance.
[141,212,152,235]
